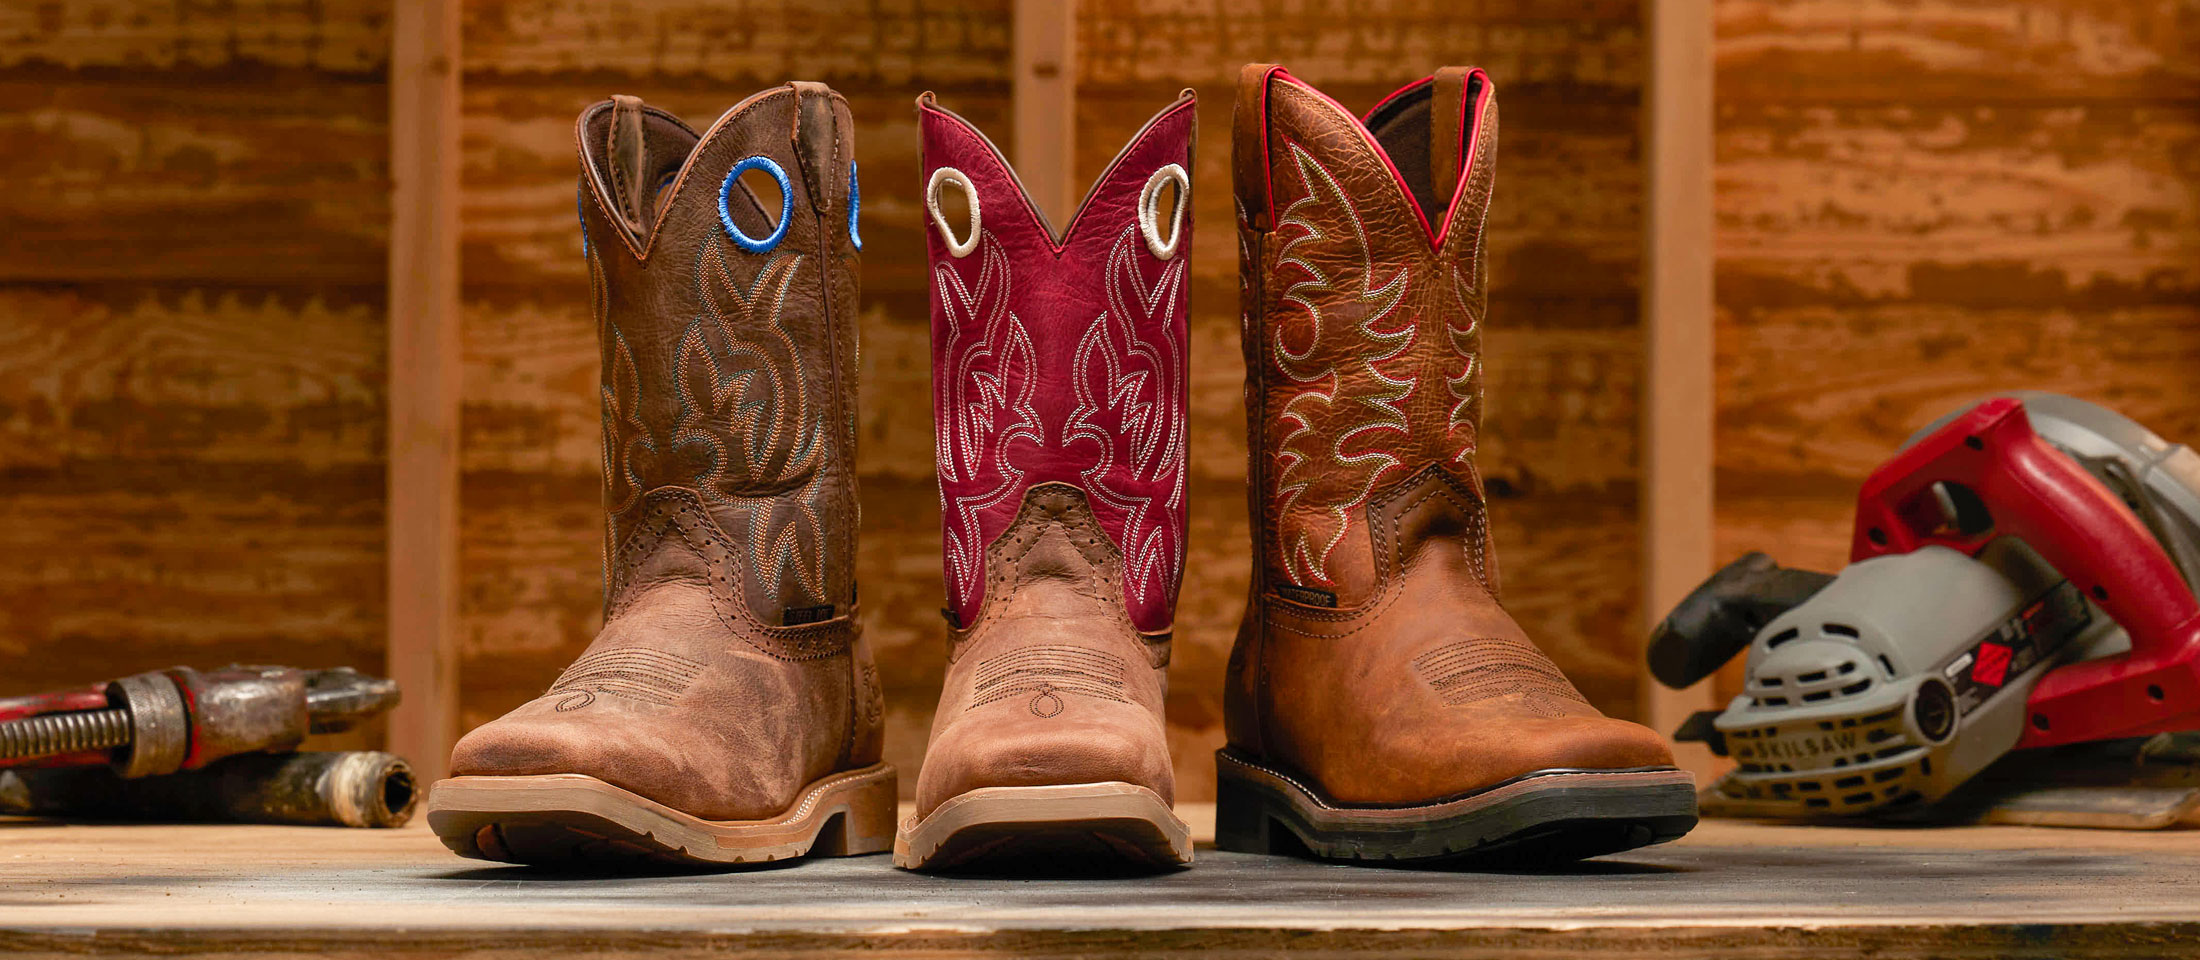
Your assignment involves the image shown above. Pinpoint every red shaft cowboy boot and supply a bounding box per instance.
[1220,64,1697,864]
[896,90,1197,870]
[426,85,892,865]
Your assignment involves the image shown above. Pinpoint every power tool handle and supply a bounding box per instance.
[1851,397,2200,745]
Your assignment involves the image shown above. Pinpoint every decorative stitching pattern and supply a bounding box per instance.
[1269,140,1414,588]
[671,244,829,607]
[600,326,650,518]
[547,648,704,708]
[968,645,1130,712]
[1262,134,1488,590]
[606,490,850,660]
[1444,261,1482,463]
[1065,226,1189,622]
[934,235,1043,617]
[923,100,1193,635]
[1412,638,1585,708]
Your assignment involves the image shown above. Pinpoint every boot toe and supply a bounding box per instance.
[1331,710,1678,805]
[1438,714,1678,796]
[446,705,786,822]
[448,712,592,779]
[915,710,1174,816]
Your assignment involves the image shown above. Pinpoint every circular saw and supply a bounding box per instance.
[1651,393,2200,824]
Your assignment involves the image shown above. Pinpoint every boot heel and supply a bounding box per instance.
[1213,760,1280,854]
[812,765,898,857]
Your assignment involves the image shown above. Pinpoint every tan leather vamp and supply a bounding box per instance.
[914,484,1174,816]
[1230,468,1671,805]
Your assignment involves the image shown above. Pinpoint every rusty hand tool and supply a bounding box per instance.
[0,666,400,778]
[1,750,419,828]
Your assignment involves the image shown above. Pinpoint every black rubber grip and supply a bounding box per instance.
[1648,552,1836,689]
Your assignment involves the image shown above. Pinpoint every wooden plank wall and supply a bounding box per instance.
[18,0,2186,806]
[0,4,392,704]
[1713,0,2200,698]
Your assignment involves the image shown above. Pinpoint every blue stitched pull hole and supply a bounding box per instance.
[847,161,862,251]
[719,155,792,254]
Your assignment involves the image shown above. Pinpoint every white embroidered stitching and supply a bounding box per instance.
[934,234,1043,611]
[1269,140,1414,587]
[1065,226,1189,613]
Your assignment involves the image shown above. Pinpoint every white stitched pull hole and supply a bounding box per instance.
[1139,163,1189,260]
[927,166,981,258]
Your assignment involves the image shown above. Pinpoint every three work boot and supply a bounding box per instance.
[1218,65,1698,865]
[896,91,1198,870]
[426,85,893,866]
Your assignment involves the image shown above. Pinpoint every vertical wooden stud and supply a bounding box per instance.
[1642,0,1720,774]
[386,0,463,784]
[1013,0,1078,227]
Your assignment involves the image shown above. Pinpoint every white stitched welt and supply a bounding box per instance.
[1139,163,1189,260]
[927,166,981,258]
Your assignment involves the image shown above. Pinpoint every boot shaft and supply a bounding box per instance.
[919,92,1196,635]
[579,86,862,628]
[1233,65,1500,607]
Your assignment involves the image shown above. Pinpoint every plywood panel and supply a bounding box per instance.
[1713,0,2200,702]
[1718,0,2200,103]
[0,286,386,691]
[0,2,390,706]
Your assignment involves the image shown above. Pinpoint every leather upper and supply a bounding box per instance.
[912,93,1195,817]
[450,85,884,822]
[1227,65,1675,805]
[920,92,1196,635]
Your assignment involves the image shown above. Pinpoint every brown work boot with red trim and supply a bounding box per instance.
[1218,64,1697,866]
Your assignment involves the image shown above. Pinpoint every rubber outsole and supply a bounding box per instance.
[425,762,897,867]
[1214,749,1697,866]
[894,781,1192,871]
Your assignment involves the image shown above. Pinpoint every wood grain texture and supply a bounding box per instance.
[0,3,390,705]
[386,0,464,784]
[1712,0,2200,700]
[9,819,2200,959]
[1643,0,1721,758]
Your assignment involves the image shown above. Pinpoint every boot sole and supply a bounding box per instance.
[894,782,1192,871]
[1214,749,1697,866]
[425,762,896,867]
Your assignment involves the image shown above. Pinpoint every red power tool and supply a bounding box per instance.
[1650,393,2200,822]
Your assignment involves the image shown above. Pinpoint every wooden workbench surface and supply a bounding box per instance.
[5,809,2198,958]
